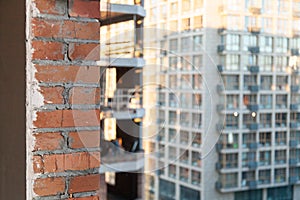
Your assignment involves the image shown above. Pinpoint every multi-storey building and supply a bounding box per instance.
[99,0,146,199]
[143,0,300,199]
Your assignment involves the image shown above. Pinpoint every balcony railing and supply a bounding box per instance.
[101,88,142,111]
[248,26,261,34]
[249,6,261,14]
[291,48,300,56]
[248,46,260,54]
[248,65,259,73]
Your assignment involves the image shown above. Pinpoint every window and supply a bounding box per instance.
[159,179,175,199]
[276,95,287,109]
[194,16,203,30]
[170,2,178,17]
[244,75,257,90]
[278,0,289,14]
[181,56,192,71]
[192,151,201,167]
[169,39,178,53]
[260,95,272,109]
[259,36,273,52]
[169,93,178,107]
[192,132,201,147]
[182,0,191,13]
[242,152,256,167]
[262,17,273,33]
[260,76,272,90]
[275,150,286,164]
[220,173,238,188]
[179,149,189,164]
[259,151,271,166]
[180,112,190,127]
[220,133,239,149]
[224,75,239,90]
[225,114,238,129]
[259,56,272,72]
[241,171,255,187]
[180,131,189,145]
[192,113,202,128]
[221,54,240,71]
[193,35,202,51]
[226,94,239,109]
[224,34,240,51]
[274,56,288,72]
[191,170,201,186]
[168,164,176,179]
[170,20,178,31]
[180,93,191,108]
[243,35,257,51]
[259,132,271,147]
[275,37,288,53]
[168,128,176,142]
[275,113,287,128]
[192,94,202,108]
[181,37,190,52]
[193,74,202,90]
[243,113,257,129]
[276,76,288,90]
[193,55,202,69]
[180,186,200,200]
[169,111,177,125]
[220,153,238,168]
[259,170,271,185]
[275,131,287,145]
[259,113,272,128]
[275,168,286,183]
[181,18,190,31]
[242,132,256,148]
[179,167,189,182]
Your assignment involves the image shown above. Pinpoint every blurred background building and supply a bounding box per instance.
[143,0,300,199]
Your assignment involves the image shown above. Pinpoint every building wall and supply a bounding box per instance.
[27,0,101,199]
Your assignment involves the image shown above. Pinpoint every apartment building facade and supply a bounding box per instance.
[143,0,300,199]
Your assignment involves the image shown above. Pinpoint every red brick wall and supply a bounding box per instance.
[28,0,101,199]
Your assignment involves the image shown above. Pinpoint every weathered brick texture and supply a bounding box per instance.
[29,0,101,199]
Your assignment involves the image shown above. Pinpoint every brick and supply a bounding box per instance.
[32,18,100,40]
[33,155,44,173]
[35,65,100,84]
[63,21,100,40]
[32,40,64,60]
[68,131,100,149]
[68,0,100,19]
[65,152,89,171]
[34,0,66,15]
[68,174,100,193]
[33,177,65,196]
[68,196,99,200]
[62,110,100,127]
[68,43,100,61]
[43,154,64,173]
[39,86,64,104]
[34,132,64,151]
[34,110,63,128]
[32,18,61,38]
[89,152,100,169]
[69,87,100,105]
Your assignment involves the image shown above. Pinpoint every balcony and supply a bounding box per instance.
[248,65,259,73]
[290,122,300,129]
[97,57,145,68]
[248,26,261,34]
[290,104,299,111]
[293,10,300,18]
[248,142,258,150]
[247,104,259,112]
[100,2,146,26]
[249,85,259,92]
[216,163,222,170]
[290,140,298,148]
[247,180,258,189]
[217,84,224,93]
[100,88,145,119]
[248,46,260,54]
[249,6,261,14]
[248,161,258,169]
[217,45,225,53]
[247,123,259,131]
[289,176,299,184]
[217,65,224,72]
[100,140,144,173]
[291,48,300,56]
[291,85,300,92]
[289,158,298,166]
